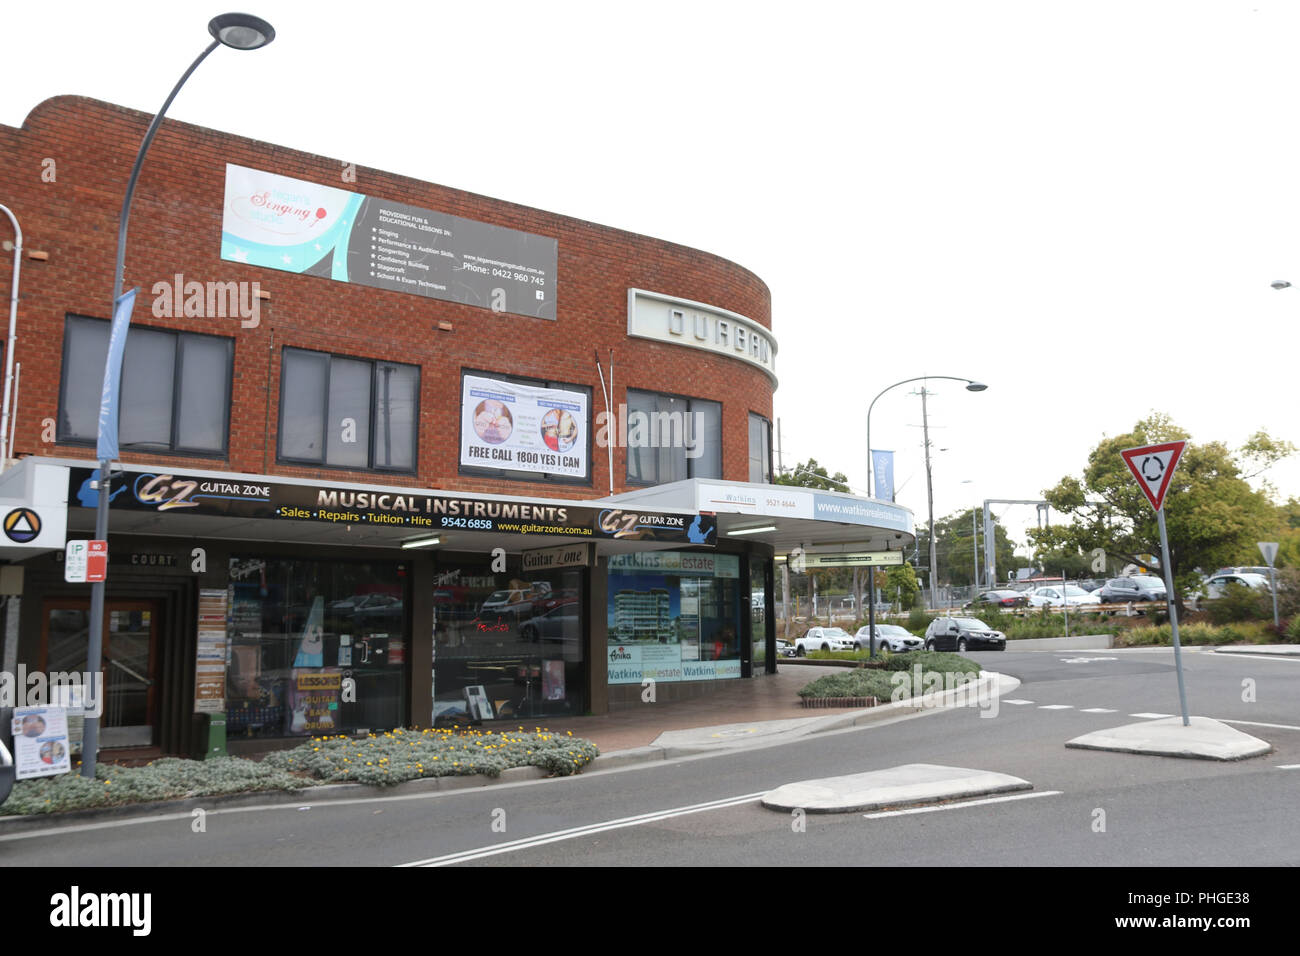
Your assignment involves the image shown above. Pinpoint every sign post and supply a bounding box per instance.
[1258,541,1279,629]
[1121,440,1189,726]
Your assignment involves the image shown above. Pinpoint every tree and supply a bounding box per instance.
[775,457,850,491]
[777,458,855,616]
[884,563,921,610]
[1030,414,1291,599]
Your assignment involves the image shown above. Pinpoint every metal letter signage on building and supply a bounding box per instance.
[221,165,558,319]
[1120,439,1189,726]
[627,289,777,384]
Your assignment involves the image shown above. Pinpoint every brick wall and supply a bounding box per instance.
[0,96,773,498]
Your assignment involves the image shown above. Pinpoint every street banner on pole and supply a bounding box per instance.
[1121,439,1190,725]
[870,449,895,501]
[96,287,138,461]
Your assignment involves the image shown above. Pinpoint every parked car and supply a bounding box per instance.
[793,626,856,656]
[1096,576,1167,604]
[776,638,796,658]
[923,617,1007,652]
[965,589,1029,609]
[1027,585,1102,607]
[1214,566,1273,578]
[854,623,924,653]
[1201,573,1272,601]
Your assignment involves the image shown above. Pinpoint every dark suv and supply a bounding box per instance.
[924,617,1006,652]
[1097,576,1166,604]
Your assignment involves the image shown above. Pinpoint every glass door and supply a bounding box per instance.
[42,599,160,748]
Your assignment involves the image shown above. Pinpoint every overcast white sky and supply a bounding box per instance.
[4,0,1299,557]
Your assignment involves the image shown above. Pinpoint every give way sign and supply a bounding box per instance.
[1121,441,1186,512]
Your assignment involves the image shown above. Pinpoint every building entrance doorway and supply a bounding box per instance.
[41,599,161,749]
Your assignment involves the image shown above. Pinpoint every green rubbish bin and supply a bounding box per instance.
[193,712,227,759]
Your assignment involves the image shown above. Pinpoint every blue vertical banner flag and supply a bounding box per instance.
[871,449,895,501]
[96,287,138,461]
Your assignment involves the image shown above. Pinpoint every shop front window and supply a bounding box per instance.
[432,556,586,723]
[606,552,741,684]
[226,557,409,738]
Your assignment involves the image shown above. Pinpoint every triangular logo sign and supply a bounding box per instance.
[1121,440,1186,511]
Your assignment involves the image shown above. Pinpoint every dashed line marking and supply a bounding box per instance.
[1039,704,1073,710]
[1129,712,1173,719]
[1003,699,1036,706]
[1081,708,1117,713]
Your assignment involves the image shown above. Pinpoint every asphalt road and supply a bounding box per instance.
[3,648,1298,867]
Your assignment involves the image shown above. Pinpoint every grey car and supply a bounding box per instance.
[854,624,923,653]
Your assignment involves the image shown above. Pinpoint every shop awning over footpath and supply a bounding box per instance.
[600,478,916,563]
[1,458,719,558]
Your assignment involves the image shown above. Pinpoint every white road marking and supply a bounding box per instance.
[399,791,768,867]
[862,790,1063,818]
[1276,764,1300,770]
[1003,699,1036,705]
[1081,708,1118,713]
[1130,712,1173,719]
[1039,704,1073,710]
[1218,719,1300,732]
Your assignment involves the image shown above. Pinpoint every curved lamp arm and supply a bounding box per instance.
[866,375,987,497]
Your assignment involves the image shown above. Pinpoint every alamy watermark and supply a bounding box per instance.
[889,665,1000,718]
[151,273,261,328]
[1,667,105,717]
[594,402,706,458]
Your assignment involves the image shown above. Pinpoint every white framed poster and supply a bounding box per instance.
[460,374,589,479]
[11,706,71,779]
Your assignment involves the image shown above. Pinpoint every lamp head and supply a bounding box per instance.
[1271,280,1292,290]
[209,13,276,50]
[965,381,989,392]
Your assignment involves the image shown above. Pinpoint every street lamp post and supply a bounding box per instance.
[865,376,987,612]
[82,14,275,779]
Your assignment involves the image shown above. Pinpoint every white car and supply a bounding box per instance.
[854,624,924,653]
[1027,585,1101,608]
[794,626,856,656]
[1202,573,1271,600]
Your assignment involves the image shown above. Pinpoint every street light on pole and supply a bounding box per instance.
[82,13,275,779]
[866,376,987,610]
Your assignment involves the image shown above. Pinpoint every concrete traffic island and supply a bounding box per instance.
[1066,716,1271,761]
[760,763,1032,814]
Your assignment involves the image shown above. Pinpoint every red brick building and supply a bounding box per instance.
[0,96,912,757]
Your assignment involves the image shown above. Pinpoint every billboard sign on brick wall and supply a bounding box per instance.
[221,164,557,319]
[459,374,589,479]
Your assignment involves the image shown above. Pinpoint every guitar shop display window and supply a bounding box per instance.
[226,556,409,738]
[431,553,586,724]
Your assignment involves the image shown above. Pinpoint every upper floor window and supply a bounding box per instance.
[748,412,772,483]
[57,315,232,456]
[625,389,721,485]
[278,347,419,473]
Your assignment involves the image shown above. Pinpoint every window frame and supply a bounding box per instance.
[623,386,723,487]
[276,346,421,475]
[56,314,234,458]
[456,367,594,486]
[747,411,773,484]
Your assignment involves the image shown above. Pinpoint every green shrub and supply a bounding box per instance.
[1206,583,1272,625]
[1287,616,1300,642]
[798,651,980,700]
[1115,621,1273,647]
[1,727,602,816]
[0,757,310,816]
